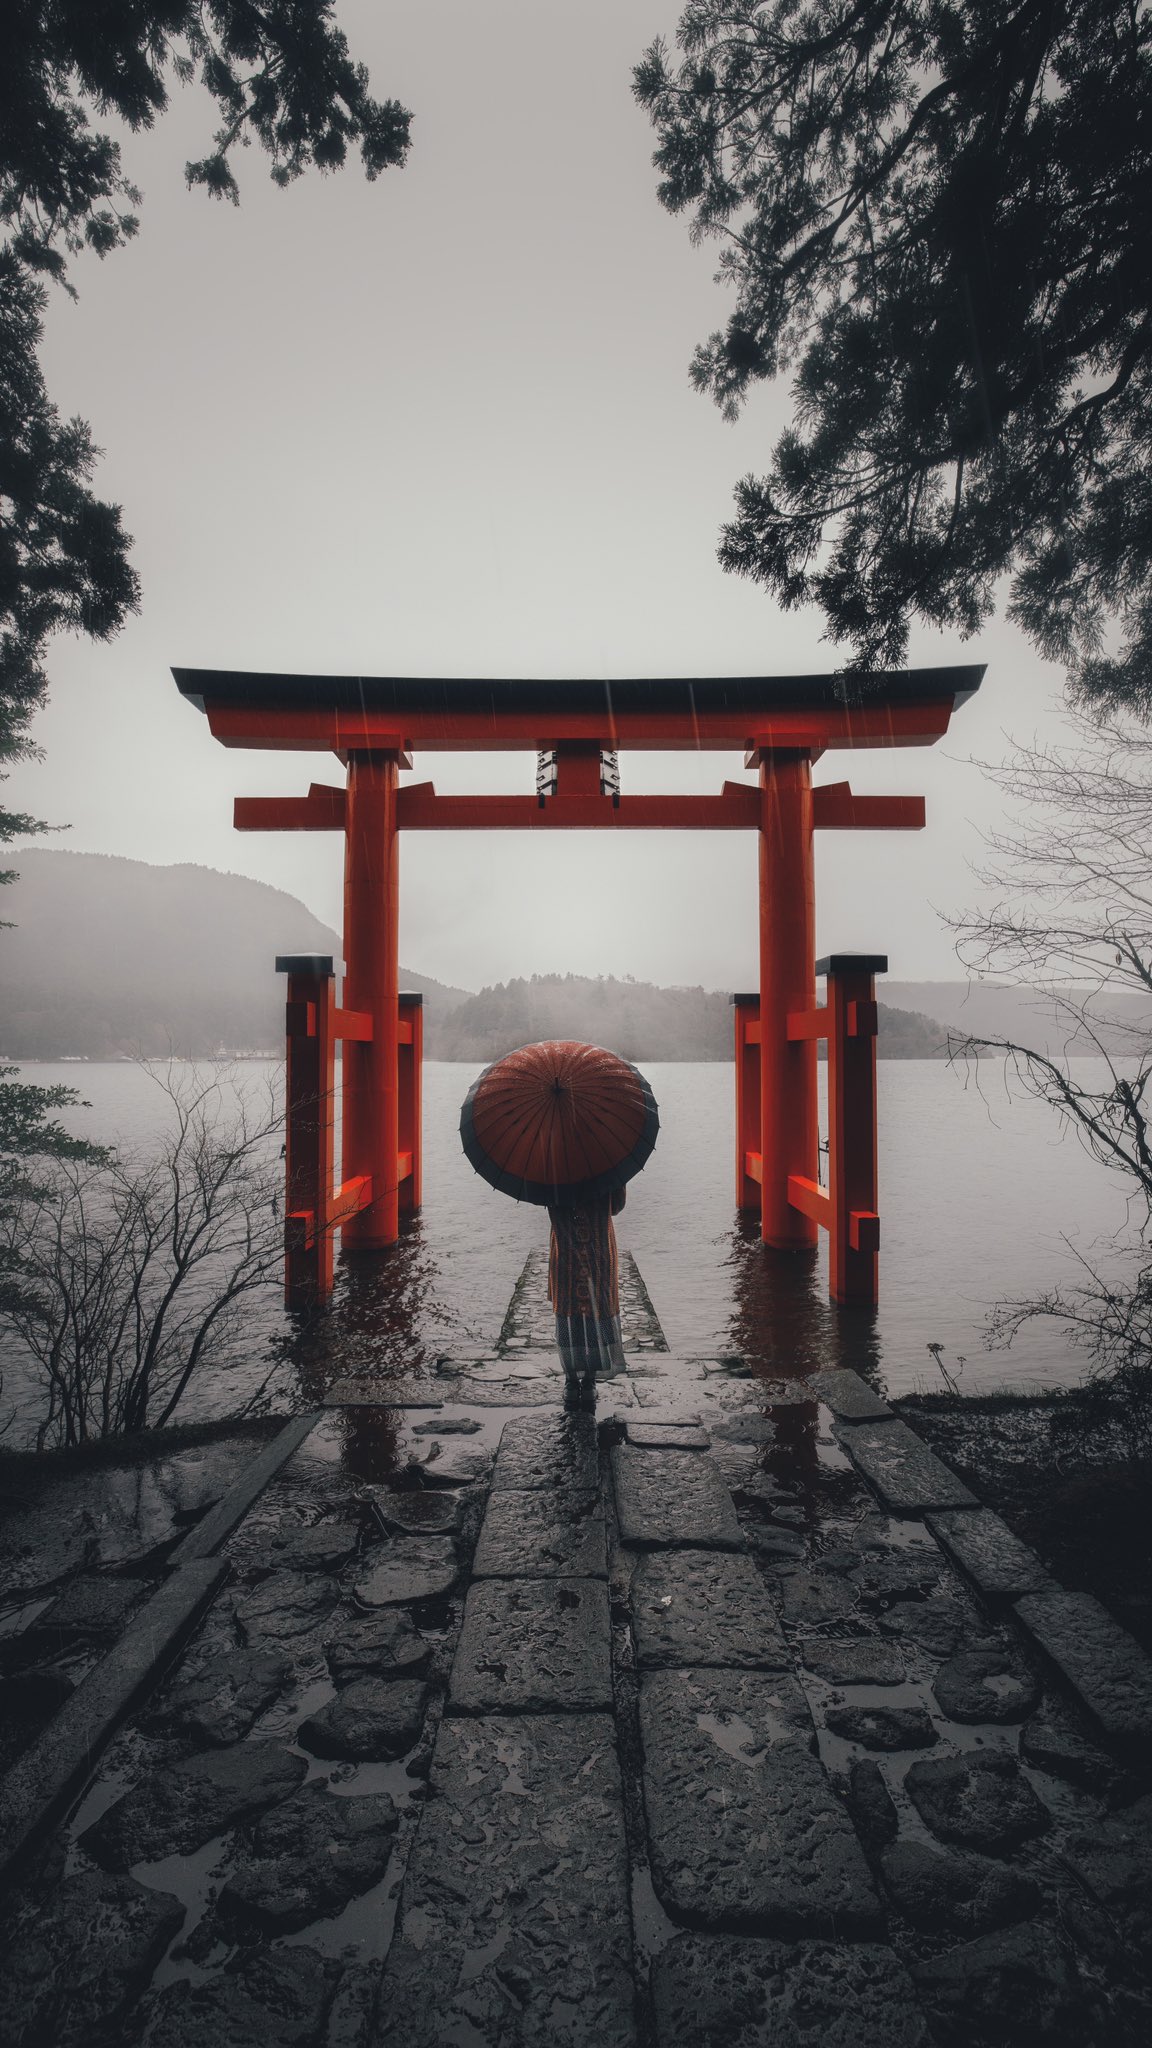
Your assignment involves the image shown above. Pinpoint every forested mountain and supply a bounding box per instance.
[0,850,951,1061]
[0,851,467,1059]
[432,973,946,1062]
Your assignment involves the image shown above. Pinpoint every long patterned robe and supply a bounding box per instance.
[547,1189,626,1378]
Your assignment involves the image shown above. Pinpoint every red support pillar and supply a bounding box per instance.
[342,751,401,1249]
[822,952,886,1306]
[758,750,818,1247]
[278,954,336,1307]
[731,993,762,1208]
[398,991,423,1213]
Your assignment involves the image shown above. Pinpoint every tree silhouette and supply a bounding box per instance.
[635,0,1152,708]
[1,1,411,814]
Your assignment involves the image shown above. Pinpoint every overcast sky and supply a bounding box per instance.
[9,0,1070,993]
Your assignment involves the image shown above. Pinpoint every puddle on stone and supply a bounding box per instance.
[134,1835,235,1989]
[63,1761,135,1871]
[0,1594,52,1638]
[493,1736,530,1797]
[456,1922,511,1985]
[280,1855,402,1962]
[629,1865,678,1967]
[694,1706,802,1762]
[258,1670,334,1755]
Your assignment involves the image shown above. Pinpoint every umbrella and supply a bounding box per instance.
[460,1041,659,1206]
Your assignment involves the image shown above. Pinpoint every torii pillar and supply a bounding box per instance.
[758,748,818,1248]
[342,751,402,1247]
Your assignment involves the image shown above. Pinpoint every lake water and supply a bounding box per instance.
[1,1057,1133,1447]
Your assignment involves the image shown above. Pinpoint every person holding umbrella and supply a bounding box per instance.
[460,1041,659,1409]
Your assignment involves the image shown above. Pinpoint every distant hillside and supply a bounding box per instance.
[0,850,469,1059]
[0,850,952,1062]
[433,974,947,1062]
[886,981,1152,1054]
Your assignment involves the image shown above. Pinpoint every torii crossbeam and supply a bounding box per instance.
[174,665,982,1306]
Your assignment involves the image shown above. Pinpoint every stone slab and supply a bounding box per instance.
[845,1760,899,1848]
[0,1869,186,2048]
[378,1713,634,2047]
[473,1486,607,1579]
[878,1839,1039,1938]
[911,1924,1084,2044]
[143,1647,290,1747]
[468,1356,560,1381]
[1019,1696,1119,1792]
[625,1421,711,1450]
[369,1489,462,1537]
[170,1411,322,1562]
[267,1521,360,1572]
[650,1934,929,2048]
[323,1382,443,1408]
[640,1668,881,1935]
[299,1677,428,1761]
[217,1781,398,1934]
[823,1702,938,1751]
[925,1508,1049,1597]
[0,1557,228,1889]
[83,1741,309,1869]
[491,1410,600,1491]
[450,1577,612,1714]
[799,1639,905,1686]
[836,1420,976,1513]
[931,1648,1040,1724]
[353,1538,458,1608]
[772,1570,859,1628]
[877,1596,977,1660]
[449,1378,559,1407]
[611,1446,744,1550]
[904,1752,1050,1854]
[746,1527,807,1563]
[324,1609,431,1681]
[36,1577,144,1640]
[139,1943,339,2048]
[411,1443,492,1488]
[634,1381,707,1410]
[1014,1585,1152,1743]
[631,1551,791,1670]
[807,1370,893,1422]
[235,1570,340,1641]
[616,1405,705,1429]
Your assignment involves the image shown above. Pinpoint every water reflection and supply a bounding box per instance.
[720,1215,888,1506]
[272,1215,466,1475]
[722,1216,885,1391]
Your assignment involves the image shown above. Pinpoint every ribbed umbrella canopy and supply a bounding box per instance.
[460,1040,659,1205]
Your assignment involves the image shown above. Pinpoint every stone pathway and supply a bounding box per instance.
[3,1271,1152,2046]
[496,1247,668,1357]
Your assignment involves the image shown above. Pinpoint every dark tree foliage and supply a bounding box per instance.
[0,0,411,777]
[635,1,1152,706]
[0,5,410,1304]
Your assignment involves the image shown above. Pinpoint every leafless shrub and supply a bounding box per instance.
[949,708,1152,1413]
[0,1064,284,1448]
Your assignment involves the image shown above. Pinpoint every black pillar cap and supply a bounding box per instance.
[730,992,760,1004]
[275,955,334,976]
[816,953,888,977]
[398,990,424,1006]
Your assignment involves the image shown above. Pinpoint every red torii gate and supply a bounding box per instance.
[174,665,982,1307]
